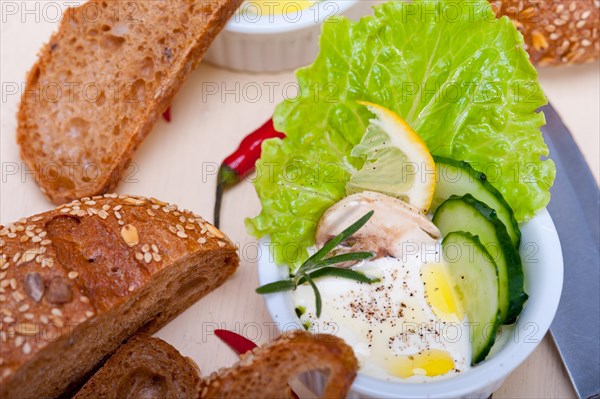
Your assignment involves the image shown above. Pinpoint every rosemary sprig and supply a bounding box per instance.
[256,211,380,317]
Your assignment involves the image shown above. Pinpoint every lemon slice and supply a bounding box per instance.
[346,101,436,213]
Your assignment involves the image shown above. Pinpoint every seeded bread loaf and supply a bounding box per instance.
[492,0,599,65]
[74,334,201,399]
[17,0,242,205]
[200,331,359,398]
[0,194,238,399]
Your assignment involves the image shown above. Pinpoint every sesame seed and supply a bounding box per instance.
[135,252,144,261]
[113,205,123,211]
[185,224,195,230]
[13,252,21,263]
[68,271,79,279]
[142,244,150,253]
[114,211,122,219]
[41,239,52,246]
[179,216,186,223]
[581,10,591,19]
[124,198,146,206]
[88,208,98,215]
[80,296,90,303]
[146,209,156,217]
[151,244,159,253]
[31,236,41,243]
[40,315,49,324]
[60,208,70,213]
[15,335,23,347]
[98,210,109,219]
[176,224,184,231]
[7,233,16,239]
[77,210,86,217]
[197,237,207,244]
[51,308,63,317]
[9,279,17,290]
[168,226,178,234]
[25,230,34,238]
[554,18,566,26]
[3,316,14,323]
[18,249,38,265]
[85,310,94,318]
[18,304,29,312]
[177,231,188,239]
[144,253,152,264]
[16,322,38,335]
[152,253,161,262]
[102,204,110,211]
[85,200,96,206]
[582,39,592,47]
[22,342,31,354]
[128,285,135,292]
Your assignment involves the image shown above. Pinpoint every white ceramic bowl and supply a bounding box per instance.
[204,0,374,72]
[257,208,563,398]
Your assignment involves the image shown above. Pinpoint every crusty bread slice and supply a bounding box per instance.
[74,334,201,399]
[17,0,242,204]
[200,331,359,399]
[0,194,238,399]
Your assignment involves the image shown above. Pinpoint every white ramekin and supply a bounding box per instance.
[257,208,564,398]
[204,0,374,72]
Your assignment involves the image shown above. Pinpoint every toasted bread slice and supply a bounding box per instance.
[17,0,242,204]
[74,334,201,399]
[0,194,238,399]
[200,331,359,399]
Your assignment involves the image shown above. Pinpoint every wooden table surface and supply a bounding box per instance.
[1,7,598,398]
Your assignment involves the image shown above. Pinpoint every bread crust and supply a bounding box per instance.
[0,194,238,398]
[74,334,201,399]
[492,0,599,66]
[199,331,359,399]
[17,0,243,204]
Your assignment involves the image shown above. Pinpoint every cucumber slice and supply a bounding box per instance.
[432,156,521,248]
[433,194,527,324]
[442,232,500,365]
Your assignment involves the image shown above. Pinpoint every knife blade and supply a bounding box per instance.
[542,104,600,399]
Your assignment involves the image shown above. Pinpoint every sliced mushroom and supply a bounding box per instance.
[315,191,441,261]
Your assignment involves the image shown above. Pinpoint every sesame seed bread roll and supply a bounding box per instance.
[17,0,243,205]
[199,331,359,399]
[492,0,599,66]
[0,194,238,399]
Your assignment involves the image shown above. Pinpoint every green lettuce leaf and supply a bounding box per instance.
[247,0,555,268]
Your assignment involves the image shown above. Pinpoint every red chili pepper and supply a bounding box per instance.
[162,106,172,122]
[214,329,299,399]
[214,118,285,228]
[214,329,258,355]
